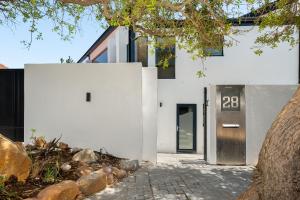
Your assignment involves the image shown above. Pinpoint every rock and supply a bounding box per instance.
[76,170,107,196]
[34,136,47,148]
[76,165,93,177]
[37,180,80,200]
[61,163,72,172]
[71,147,82,154]
[106,173,114,185]
[0,134,32,182]
[58,142,69,150]
[75,193,85,200]
[112,167,127,179]
[72,149,98,163]
[15,142,25,151]
[120,160,139,171]
[102,166,112,174]
[98,168,114,185]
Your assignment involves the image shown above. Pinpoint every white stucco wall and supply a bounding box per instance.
[245,85,298,165]
[25,63,157,162]
[142,67,158,162]
[156,26,298,154]
[115,27,129,63]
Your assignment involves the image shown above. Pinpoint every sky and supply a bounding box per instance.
[0,18,104,69]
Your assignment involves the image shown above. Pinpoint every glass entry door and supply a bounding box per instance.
[177,104,197,152]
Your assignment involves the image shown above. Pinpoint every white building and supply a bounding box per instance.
[76,17,299,165]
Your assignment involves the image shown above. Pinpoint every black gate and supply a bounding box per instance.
[0,69,24,141]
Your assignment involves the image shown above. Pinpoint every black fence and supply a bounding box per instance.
[0,69,24,141]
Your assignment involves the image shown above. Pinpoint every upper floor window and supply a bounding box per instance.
[204,47,223,56]
[204,36,224,56]
[155,38,176,79]
[94,49,108,63]
[135,37,148,67]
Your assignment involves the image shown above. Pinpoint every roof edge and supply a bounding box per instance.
[77,26,116,63]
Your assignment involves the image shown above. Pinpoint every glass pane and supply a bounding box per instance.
[94,49,108,63]
[155,37,176,79]
[179,106,194,150]
[204,47,223,56]
[135,37,148,67]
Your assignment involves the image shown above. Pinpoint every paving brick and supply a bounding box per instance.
[87,155,253,200]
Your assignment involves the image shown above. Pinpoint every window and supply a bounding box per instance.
[94,49,108,63]
[155,38,176,79]
[135,37,148,67]
[204,47,223,56]
[204,36,224,56]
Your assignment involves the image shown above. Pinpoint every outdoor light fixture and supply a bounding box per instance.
[86,92,91,102]
[160,102,163,107]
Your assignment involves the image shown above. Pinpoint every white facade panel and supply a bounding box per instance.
[25,63,157,162]
[245,85,298,165]
[142,67,158,162]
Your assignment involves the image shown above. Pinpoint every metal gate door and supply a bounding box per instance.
[216,85,246,165]
[0,69,24,141]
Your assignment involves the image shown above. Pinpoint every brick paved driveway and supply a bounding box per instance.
[86,154,253,200]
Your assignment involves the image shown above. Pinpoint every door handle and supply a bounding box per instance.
[177,126,179,132]
[222,123,240,128]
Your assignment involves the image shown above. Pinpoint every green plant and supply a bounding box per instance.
[29,128,37,141]
[0,176,5,191]
[43,164,59,183]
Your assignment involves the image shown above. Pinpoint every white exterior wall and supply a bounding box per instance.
[24,63,157,162]
[142,67,158,162]
[115,27,129,62]
[156,26,298,154]
[107,36,116,62]
[245,85,298,165]
[77,25,298,164]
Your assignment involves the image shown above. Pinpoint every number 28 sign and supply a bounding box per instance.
[221,89,240,111]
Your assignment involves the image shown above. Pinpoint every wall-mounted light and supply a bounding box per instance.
[160,102,163,107]
[86,92,91,102]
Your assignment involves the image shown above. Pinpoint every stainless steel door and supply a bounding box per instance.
[216,85,246,165]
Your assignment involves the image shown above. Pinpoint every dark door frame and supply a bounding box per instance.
[176,104,197,153]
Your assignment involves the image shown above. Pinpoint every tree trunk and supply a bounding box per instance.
[238,86,300,200]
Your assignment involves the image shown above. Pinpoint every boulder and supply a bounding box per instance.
[102,166,112,174]
[120,160,139,171]
[37,180,80,200]
[76,170,107,196]
[58,142,69,150]
[15,142,25,151]
[0,134,32,182]
[106,173,114,185]
[112,167,127,179]
[98,167,114,185]
[72,149,98,163]
[34,137,47,148]
[76,165,93,177]
[61,163,72,172]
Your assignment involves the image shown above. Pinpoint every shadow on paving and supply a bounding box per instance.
[86,163,253,200]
